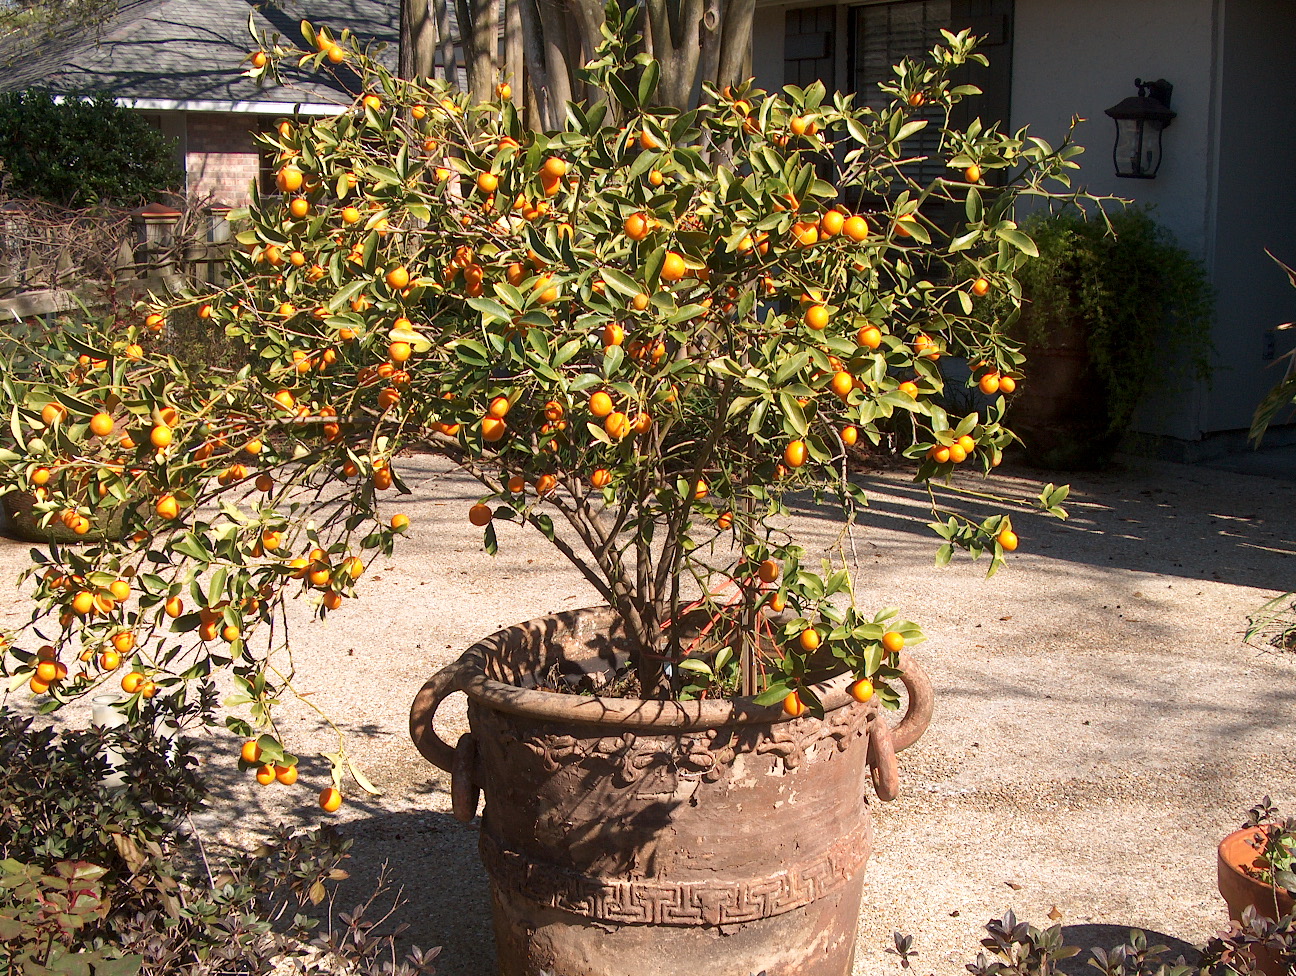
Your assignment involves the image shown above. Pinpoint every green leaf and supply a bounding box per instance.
[468,297,512,323]
[996,227,1039,257]
[599,268,641,298]
[895,119,928,141]
[778,391,808,436]
[532,513,556,541]
[638,61,660,104]
[753,679,793,706]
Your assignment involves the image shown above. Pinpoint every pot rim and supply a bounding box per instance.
[1219,825,1283,885]
[1217,825,1295,915]
[411,606,933,774]
[452,605,922,731]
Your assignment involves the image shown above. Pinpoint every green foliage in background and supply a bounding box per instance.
[0,90,182,206]
[1012,207,1214,436]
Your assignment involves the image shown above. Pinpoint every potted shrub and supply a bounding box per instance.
[0,14,1090,975]
[1005,208,1214,470]
[1218,799,1296,976]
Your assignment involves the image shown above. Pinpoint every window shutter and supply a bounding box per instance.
[784,6,837,90]
[949,0,1014,132]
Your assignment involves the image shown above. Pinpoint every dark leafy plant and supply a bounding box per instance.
[1241,797,1296,896]
[0,89,182,206]
[0,859,142,975]
[938,911,1196,976]
[1011,207,1214,439]
[0,707,204,886]
[903,908,1296,976]
[1202,905,1296,976]
[1249,252,1296,446]
[0,710,437,974]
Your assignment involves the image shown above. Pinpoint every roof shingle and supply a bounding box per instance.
[0,0,402,111]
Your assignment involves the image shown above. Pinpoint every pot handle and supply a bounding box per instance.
[891,651,933,753]
[410,658,473,773]
[868,717,900,802]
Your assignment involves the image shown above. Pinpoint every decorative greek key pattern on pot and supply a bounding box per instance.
[478,823,871,926]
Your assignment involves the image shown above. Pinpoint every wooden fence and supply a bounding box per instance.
[0,201,236,321]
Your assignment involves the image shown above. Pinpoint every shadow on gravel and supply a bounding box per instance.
[786,460,1296,593]
[334,809,495,976]
[1059,924,1202,974]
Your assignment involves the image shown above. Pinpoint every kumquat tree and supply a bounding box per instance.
[0,8,1088,809]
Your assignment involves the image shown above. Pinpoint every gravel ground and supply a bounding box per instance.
[1,452,1293,975]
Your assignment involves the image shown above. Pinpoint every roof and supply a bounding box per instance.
[0,0,403,114]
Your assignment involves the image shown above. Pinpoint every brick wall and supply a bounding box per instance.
[185,113,271,206]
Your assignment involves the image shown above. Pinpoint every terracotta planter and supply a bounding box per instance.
[410,606,933,976]
[1217,826,1295,976]
[1006,314,1122,471]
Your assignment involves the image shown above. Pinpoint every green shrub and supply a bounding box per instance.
[1011,207,1214,438]
[0,90,182,206]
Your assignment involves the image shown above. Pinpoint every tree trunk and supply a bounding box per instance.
[433,0,456,86]
[399,0,438,80]
[504,0,524,106]
[534,0,574,128]
[401,0,757,113]
[716,0,755,92]
[645,0,705,110]
[515,0,549,125]
[463,0,499,103]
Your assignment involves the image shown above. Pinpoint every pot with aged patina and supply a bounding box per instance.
[410,606,933,976]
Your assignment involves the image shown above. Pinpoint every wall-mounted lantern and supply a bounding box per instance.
[1105,78,1176,179]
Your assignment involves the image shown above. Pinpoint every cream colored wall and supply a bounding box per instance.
[1011,0,1220,441]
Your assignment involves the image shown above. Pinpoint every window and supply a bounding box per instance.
[851,0,954,188]
[785,6,838,91]
[783,0,1014,193]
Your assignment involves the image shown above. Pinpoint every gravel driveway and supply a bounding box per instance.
[1,451,1292,975]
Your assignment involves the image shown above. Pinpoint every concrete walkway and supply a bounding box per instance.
[1,450,1292,974]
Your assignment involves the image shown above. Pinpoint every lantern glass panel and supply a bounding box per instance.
[1113,118,1163,178]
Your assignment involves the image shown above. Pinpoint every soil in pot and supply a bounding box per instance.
[411,606,933,976]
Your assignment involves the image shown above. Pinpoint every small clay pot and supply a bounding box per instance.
[1217,826,1295,976]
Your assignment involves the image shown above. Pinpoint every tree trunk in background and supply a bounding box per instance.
[434,0,455,86]
[398,0,758,116]
[646,0,705,109]
[504,0,524,106]
[399,0,438,80]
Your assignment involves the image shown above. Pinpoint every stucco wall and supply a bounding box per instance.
[1012,0,1220,441]
[1011,0,1218,258]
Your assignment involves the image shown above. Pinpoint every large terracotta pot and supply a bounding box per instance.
[1006,314,1122,471]
[410,606,933,976]
[1217,826,1295,976]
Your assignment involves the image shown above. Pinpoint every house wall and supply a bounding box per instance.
[1011,0,1220,441]
[1205,0,1296,435]
[185,112,267,206]
[1011,0,1217,256]
[751,0,1295,444]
